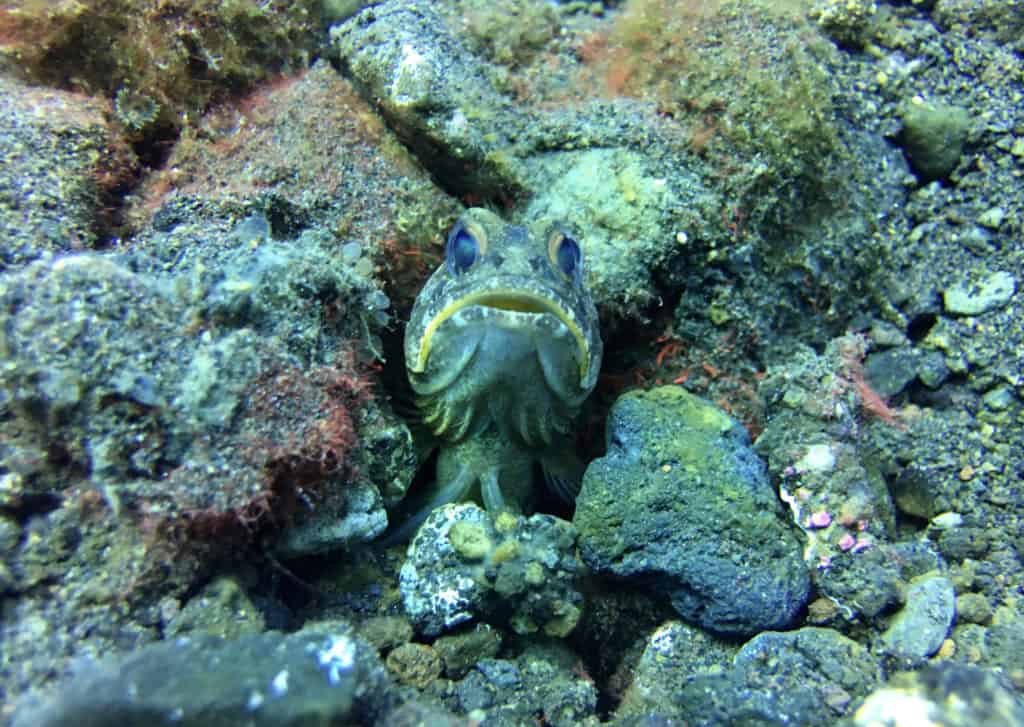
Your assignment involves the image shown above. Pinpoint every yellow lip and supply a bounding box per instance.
[413,288,590,381]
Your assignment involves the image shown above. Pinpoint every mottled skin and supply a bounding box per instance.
[402,208,602,527]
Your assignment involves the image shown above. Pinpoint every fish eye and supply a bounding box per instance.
[548,231,582,282]
[446,221,487,275]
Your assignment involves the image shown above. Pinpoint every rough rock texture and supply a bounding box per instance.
[0,76,131,267]
[400,503,583,638]
[854,662,1024,727]
[676,627,881,726]
[329,2,719,322]
[753,334,900,567]
[0,62,432,701]
[815,542,945,626]
[618,620,738,717]
[880,573,957,663]
[574,386,810,636]
[330,2,527,198]
[12,622,397,727]
[453,644,598,727]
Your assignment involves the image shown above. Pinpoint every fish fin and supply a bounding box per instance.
[376,466,475,548]
[481,467,506,513]
[540,447,585,504]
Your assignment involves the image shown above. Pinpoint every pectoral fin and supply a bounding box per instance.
[540,446,585,504]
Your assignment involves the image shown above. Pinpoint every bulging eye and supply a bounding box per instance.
[445,221,486,274]
[548,231,582,282]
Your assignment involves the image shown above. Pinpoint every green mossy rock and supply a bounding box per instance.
[900,102,971,181]
[574,387,810,636]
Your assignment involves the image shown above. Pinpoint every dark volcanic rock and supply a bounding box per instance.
[12,623,394,727]
[677,627,881,726]
[574,387,810,636]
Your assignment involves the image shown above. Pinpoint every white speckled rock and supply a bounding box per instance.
[400,503,583,638]
[400,503,490,637]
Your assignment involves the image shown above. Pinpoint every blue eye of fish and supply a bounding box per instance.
[556,235,581,279]
[446,226,479,274]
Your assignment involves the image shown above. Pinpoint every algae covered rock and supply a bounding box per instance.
[677,627,881,726]
[812,0,878,48]
[900,101,971,182]
[329,2,525,198]
[0,254,191,486]
[574,386,810,636]
[523,147,695,319]
[329,4,718,322]
[400,504,583,638]
[164,576,266,640]
[454,648,598,726]
[623,624,879,724]
[943,270,1017,317]
[618,620,738,717]
[0,76,128,266]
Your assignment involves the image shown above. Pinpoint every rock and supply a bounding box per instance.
[385,643,442,689]
[358,616,413,654]
[977,207,1006,230]
[0,76,128,266]
[917,350,951,389]
[330,3,524,199]
[854,663,1024,727]
[864,346,950,396]
[892,466,951,520]
[932,0,1024,47]
[899,101,971,181]
[817,542,943,623]
[456,659,520,712]
[165,576,265,639]
[433,625,503,679]
[522,147,681,316]
[956,593,993,625]
[0,514,22,555]
[329,4,712,321]
[675,628,881,726]
[400,504,583,637]
[881,574,956,662]
[574,387,810,636]
[400,505,490,636]
[274,482,388,558]
[455,650,598,727]
[864,348,921,398]
[812,0,878,48]
[0,59,439,702]
[985,607,1024,678]
[943,271,1016,316]
[12,623,392,727]
[935,525,991,562]
[0,255,189,485]
[983,387,1016,411]
[618,620,737,717]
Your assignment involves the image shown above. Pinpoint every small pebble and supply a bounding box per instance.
[808,511,832,529]
[944,271,1016,316]
[342,241,362,263]
[367,290,390,310]
[929,512,963,531]
[956,593,992,625]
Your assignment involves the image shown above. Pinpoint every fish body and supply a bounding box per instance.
[402,208,602,522]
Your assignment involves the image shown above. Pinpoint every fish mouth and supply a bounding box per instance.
[412,288,590,381]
